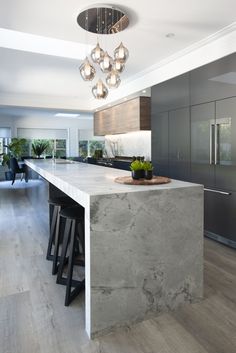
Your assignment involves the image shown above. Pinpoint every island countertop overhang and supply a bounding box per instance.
[25,159,203,201]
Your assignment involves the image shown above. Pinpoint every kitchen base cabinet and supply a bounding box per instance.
[204,189,236,248]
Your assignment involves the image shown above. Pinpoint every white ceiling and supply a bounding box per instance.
[0,0,236,115]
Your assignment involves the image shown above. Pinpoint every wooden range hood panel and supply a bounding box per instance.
[94,96,151,136]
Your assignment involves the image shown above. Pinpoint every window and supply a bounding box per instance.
[17,128,68,157]
[55,139,67,158]
[0,137,11,163]
[0,128,11,162]
[21,139,67,158]
[79,140,105,157]
[79,140,88,158]
[89,140,105,157]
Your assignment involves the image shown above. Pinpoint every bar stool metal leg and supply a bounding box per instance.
[64,219,85,306]
[57,218,71,284]
[52,208,62,275]
[65,220,76,306]
[56,207,85,306]
[46,205,60,260]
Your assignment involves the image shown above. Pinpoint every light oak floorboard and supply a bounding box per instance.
[0,180,236,353]
[0,291,41,353]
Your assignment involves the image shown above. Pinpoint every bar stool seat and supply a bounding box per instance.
[47,196,79,275]
[48,196,75,206]
[56,205,85,306]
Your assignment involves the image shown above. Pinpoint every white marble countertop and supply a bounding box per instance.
[25,159,201,206]
[25,158,203,338]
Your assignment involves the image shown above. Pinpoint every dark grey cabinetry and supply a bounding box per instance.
[151,111,169,176]
[151,73,190,113]
[151,74,190,180]
[191,97,236,247]
[191,98,236,190]
[191,97,236,246]
[205,190,236,246]
[190,52,236,105]
[151,52,236,248]
[169,107,190,180]
[190,102,215,187]
[151,107,190,180]
[215,97,236,191]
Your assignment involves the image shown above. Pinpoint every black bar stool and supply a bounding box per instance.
[47,196,77,275]
[56,205,85,306]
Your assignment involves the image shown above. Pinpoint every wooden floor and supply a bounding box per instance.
[0,179,236,353]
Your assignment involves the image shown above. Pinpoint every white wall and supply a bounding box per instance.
[0,113,94,156]
[0,115,15,134]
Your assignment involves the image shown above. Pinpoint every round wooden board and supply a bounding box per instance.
[114,175,171,185]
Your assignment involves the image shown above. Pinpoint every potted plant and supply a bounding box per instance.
[143,161,154,180]
[32,141,49,158]
[0,138,26,180]
[0,138,26,164]
[130,159,144,179]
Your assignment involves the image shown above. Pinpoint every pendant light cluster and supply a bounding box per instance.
[77,6,129,99]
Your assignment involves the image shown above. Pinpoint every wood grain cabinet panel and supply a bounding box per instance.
[94,97,150,135]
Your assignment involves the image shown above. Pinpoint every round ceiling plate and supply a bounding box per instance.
[77,6,129,34]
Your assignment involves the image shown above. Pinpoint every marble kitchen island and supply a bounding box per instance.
[25,159,203,338]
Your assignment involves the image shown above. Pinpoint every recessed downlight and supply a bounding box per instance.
[166,33,175,38]
[142,90,146,93]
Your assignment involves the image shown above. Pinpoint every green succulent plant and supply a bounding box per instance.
[142,161,153,171]
[130,159,144,171]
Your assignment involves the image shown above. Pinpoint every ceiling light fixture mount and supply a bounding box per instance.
[77,5,129,99]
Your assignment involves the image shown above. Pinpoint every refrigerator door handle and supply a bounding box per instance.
[210,124,215,165]
[204,188,231,195]
[215,123,220,165]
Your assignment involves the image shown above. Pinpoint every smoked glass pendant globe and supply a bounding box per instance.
[91,42,104,63]
[79,57,96,81]
[114,42,129,63]
[114,58,125,73]
[100,52,113,73]
[92,79,108,99]
[106,70,121,88]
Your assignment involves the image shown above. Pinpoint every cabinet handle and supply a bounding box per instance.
[215,124,220,165]
[210,124,214,165]
[204,188,231,195]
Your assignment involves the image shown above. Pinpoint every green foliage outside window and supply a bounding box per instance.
[79,140,88,158]
[79,140,105,158]
[21,139,67,158]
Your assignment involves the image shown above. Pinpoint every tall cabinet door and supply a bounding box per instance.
[169,107,190,181]
[190,102,215,187]
[215,97,236,191]
[151,111,169,176]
